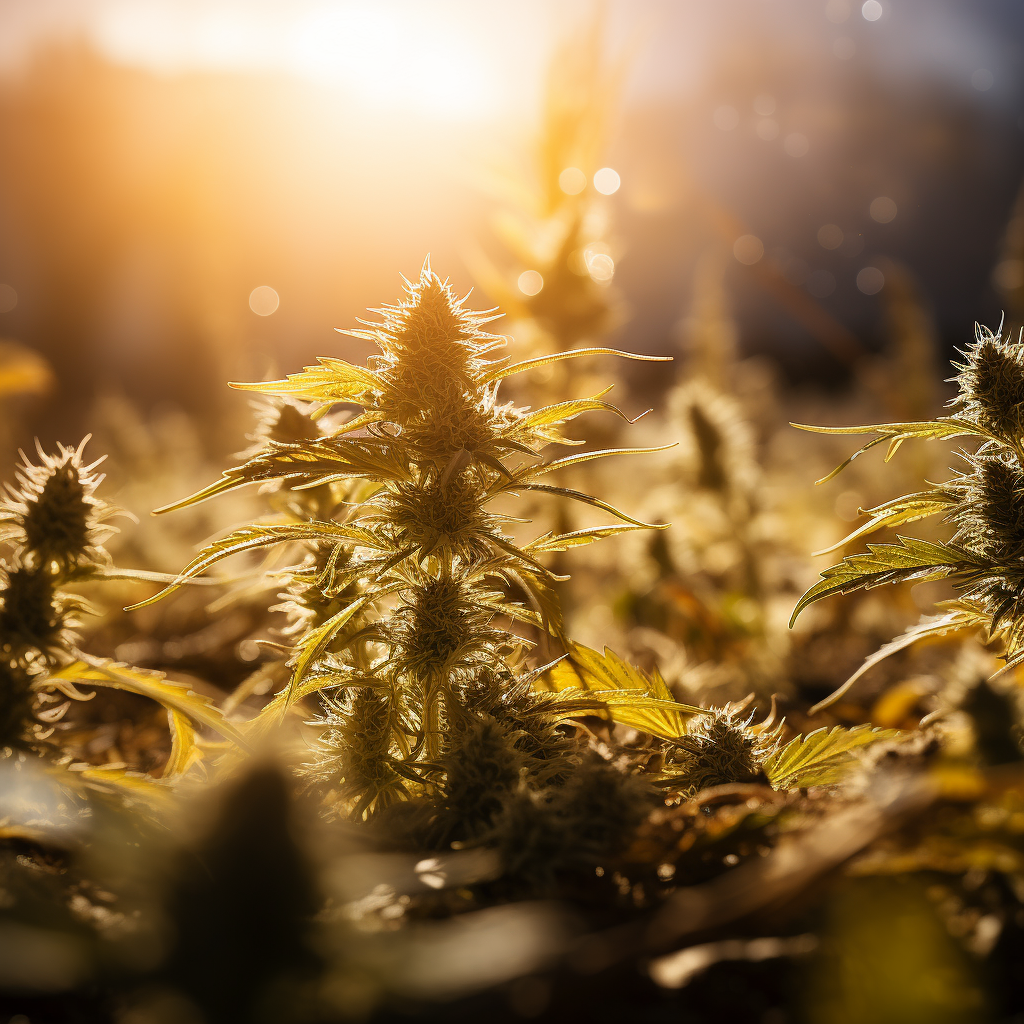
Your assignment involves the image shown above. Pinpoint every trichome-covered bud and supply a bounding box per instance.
[0,439,115,573]
[0,564,80,666]
[670,382,756,497]
[951,325,1024,441]
[439,715,526,831]
[252,397,324,449]
[666,705,778,796]
[0,657,39,750]
[305,686,408,818]
[387,569,500,681]
[384,471,492,559]
[951,453,1024,562]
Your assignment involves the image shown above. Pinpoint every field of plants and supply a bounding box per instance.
[1,3,1024,1022]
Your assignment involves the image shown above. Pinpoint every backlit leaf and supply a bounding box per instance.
[764,725,897,789]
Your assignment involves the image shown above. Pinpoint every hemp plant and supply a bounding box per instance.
[138,261,695,819]
[0,438,238,792]
[791,323,1024,711]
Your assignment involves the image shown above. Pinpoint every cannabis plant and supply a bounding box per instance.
[791,323,1024,711]
[0,437,239,796]
[138,262,692,821]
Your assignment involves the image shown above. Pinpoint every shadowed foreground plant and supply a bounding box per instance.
[791,323,1024,712]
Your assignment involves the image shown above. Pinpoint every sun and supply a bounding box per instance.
[287,5,499,120]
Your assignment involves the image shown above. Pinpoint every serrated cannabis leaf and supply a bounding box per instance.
[126,521,381,609]
[54,657,250,755]
[813,490,958,556]
[538,642,704,740]
[764,724,897,789]
[790,536,974,627]
[793,417,999,485]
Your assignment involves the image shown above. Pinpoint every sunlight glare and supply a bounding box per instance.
[287,6,497,119]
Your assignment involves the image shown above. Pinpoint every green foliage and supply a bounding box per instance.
[147,260,683,818]
[793,324,1024,705]
[539,640,704,739]
[764,725,897,789]
[0,438,235,785]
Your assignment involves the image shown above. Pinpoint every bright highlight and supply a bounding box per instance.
[249,285,280,316]
[593,168,621,195]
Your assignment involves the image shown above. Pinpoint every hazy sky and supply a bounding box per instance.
[0,1,1020,116]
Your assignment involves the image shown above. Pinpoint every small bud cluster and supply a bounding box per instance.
[0,440,116,749]
[793,323,1024,694]
[946,328,1024,633]
[664,705,779,797]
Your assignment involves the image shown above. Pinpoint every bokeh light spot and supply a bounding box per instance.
[784,133,810,157]
[818,224,844,249]
[807,269,836,297]
[584,247,615,282]
[753,94,776,116]
[971,69,994,92]
[593,167,621,195]
[870,196,898,223]
[993,260,1023,292]
[857,266,885,294]
[825,0,851,24]
[833,37,856,59]
[756,118,780,141]
[249,285,280,316]
[834,490,863,521]
[559,167,586,195]
[518,270,544,296]
[0,284,17,314]
[713,105,739,131]
[733,235,764,265]
[861,1,883,22]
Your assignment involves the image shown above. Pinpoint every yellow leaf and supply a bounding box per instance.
[54,657,250,753]
[538,643,703,740]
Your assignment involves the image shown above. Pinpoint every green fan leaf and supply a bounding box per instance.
[480,346,671,385]
[54,657,251,754]
[517,483,659,528]
[793,417,999,485]
[229,357,380,404]
[126,521,381,610]
[538,643,703,740]
[790,536,974,627]
[164,707,201,776]
[70,765,177,813]
[512,445,676,485]
[525,523,660,554]
[813,490,958,556]
[764,724,897,789]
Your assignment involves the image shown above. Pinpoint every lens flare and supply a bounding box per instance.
[249,286,280,316]
[518,271,544,296]
[593,168,620,195]
[559,168,587,195]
